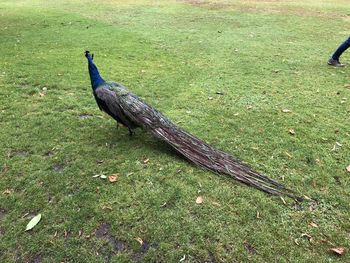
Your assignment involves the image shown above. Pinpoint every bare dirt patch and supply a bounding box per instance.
[131,240,151,262]
[0,208,7,220]
[243,241,257,255]
[95,222,128,261]
[52,163,64,173]
[178,0,349,18]
[9,149,32,158]
[94,223,157,262]
[27,254,43,263]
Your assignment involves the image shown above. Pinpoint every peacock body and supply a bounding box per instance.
[85,51,301,200]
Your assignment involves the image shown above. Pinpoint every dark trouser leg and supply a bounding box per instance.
[332,36,350,60]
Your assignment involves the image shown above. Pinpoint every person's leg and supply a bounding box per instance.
[331,36,350,61]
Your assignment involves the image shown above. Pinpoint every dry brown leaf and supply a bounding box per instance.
[304,195,312,201]
[2,164,9,173]
[285,152,292,158]
[211,201,221,207]
[309,222,318,228]
[135,237,143,245]
[3,189,13,194]
[39,92,45,97]
[311,180,317,188]
[108,174,119,183]
[289,129,295,135]
[330,247,345,255]
[196,196,203,204]
[346,165,350,173]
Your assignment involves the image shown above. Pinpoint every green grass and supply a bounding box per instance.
[0,0,349,262]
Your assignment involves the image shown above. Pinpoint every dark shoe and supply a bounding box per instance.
[328,58,345,67]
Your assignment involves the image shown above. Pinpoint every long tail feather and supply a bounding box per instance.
[118,94,302,200]
[152,125,298,199]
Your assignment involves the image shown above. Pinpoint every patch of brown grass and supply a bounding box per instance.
[178,0,350,18]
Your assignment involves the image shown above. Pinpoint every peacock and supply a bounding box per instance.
[85,51,301,200]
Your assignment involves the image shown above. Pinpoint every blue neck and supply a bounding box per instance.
[87,56,105,90]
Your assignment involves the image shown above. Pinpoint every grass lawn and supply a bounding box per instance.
[0,0,349,262]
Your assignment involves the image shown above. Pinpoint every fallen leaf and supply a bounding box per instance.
[196,196,203,204]
[135,237,143,245]
[92,174,100,178]
[179,255,186,262]
[25,214,41,231]
[3,189,13,194]
[280,196,286,205]
[21,212,29,218]
[304,195,312,201]
[143,158,149,164]
[285,152,293,158]
[346,165,350,173]
[208,96,213,100]
[282,109,291,113]
[39,92,45,97]
[211,201,221,207]
[330,247,345,255]
[311,180,317,188]
[108,174,118,183]
[246,105,253,110]
[309,222,318,228]
[289,129,295,135]
[2,164,9,173]
[100,175,107,179]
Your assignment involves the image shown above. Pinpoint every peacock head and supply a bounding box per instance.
[85,50,94,61]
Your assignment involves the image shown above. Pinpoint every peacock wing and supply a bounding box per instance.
[94,87,138,129]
